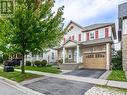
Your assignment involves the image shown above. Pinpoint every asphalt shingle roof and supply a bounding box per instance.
[83,23,114,32]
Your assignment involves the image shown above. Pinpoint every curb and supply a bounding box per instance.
[99,70,112,79]
[20,76,48,85]
[0,76,45,95]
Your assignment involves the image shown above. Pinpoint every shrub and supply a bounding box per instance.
[40,60,47,67]
[111,50,122,70]
[0,56,3,64]
[26,61,31,66]
[34,61,41,67]
[57,59,63,65]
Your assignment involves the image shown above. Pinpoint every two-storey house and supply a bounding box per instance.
[55,21,116,70]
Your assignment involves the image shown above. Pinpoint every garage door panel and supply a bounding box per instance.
[83,53,106,69]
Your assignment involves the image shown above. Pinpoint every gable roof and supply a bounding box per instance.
[65,21,116,39]
[65,20,84,30]
[82,23,114,32]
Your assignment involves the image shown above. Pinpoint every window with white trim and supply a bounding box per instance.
[99,29,105,38]
[90,31,95,40]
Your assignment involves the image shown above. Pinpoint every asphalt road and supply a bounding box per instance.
[0,79,27,95]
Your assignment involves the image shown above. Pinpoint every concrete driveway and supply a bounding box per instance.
[63,69,106,78]
[24,77,93,95]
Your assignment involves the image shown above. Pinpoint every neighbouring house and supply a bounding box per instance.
[25,49,57,64]
[118,2,127,74]
[55,21,116,70]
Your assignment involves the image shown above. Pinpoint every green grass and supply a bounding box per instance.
[16,66,61,74]
[107,70,127,82]
[0,69,42,82]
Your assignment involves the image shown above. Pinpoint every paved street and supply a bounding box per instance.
[24,77,93,95]
[63,69,106,78]
[0,79,27,95]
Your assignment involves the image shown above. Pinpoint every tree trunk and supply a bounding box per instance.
[21,53,25,74]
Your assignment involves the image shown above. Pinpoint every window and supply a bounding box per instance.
[99,29,105,38]
[39,53,43,57]
[0,1,13,14]
[52,53,54,59]
[68,50,72,59]
[32,54,36,57]
[90,31,95,40]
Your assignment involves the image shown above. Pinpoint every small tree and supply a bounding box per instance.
[0,0,64,73]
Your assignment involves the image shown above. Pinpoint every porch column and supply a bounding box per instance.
[62,47,65,64]
[106,43,110,70]
[76,45,79,64]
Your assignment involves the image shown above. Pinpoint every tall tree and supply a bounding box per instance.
[0,0,64,73]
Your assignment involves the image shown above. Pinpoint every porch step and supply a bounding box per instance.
[59,63,80,70]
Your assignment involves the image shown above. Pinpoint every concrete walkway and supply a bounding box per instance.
[15,69,127,89]
[0,76,44,95]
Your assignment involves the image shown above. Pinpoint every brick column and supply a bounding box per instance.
[106,43,110,70]
[122,19,127,71]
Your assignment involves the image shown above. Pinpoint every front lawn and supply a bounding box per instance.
[16,66,61,74]
[107,70,127,82]
[0,69,42,82]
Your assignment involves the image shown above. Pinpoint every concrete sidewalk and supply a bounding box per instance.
[0,76,44,95]
[15,69,127,89]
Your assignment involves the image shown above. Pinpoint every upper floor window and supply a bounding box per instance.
[90,31,95,40]
[39,53,43,57]
[99,29,105,38]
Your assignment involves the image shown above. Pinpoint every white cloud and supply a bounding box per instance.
[53,0,126,24]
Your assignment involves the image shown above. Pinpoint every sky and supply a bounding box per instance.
[53,0,127,27]
[52,0,127,50]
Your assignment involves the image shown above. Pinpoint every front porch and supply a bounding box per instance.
[56,39,83,70]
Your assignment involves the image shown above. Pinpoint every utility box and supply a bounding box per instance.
[4,66,14,72]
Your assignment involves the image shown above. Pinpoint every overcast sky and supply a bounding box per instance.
[53,0,126,27]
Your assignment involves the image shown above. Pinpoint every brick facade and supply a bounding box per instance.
[122,35,127,71]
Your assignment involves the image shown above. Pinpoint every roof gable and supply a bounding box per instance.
[65,20,84,30]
